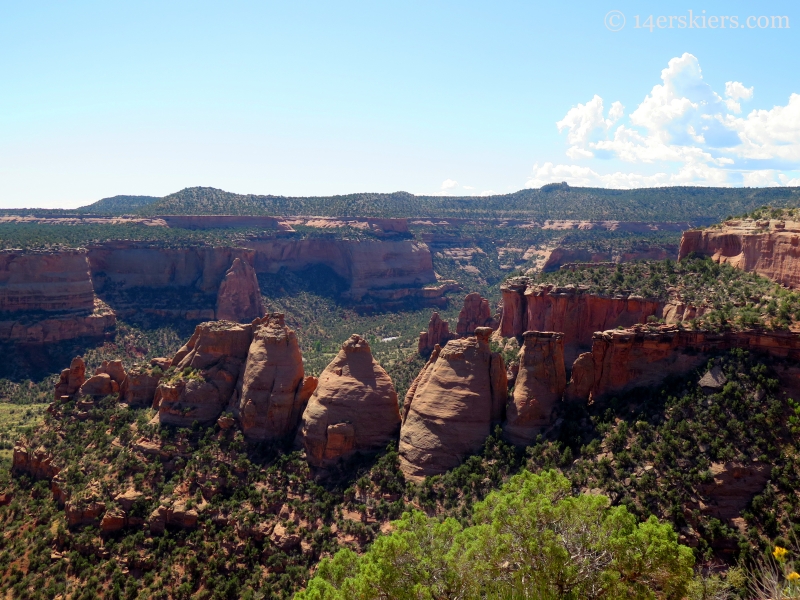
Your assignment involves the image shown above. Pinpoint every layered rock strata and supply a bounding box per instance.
[679,219,800,289]
[215,258,265,322]
[230,314,318,441]
[566,324,800,403]
[499,279,661,363]
[503,332,566,446]
[297,335,400,467]
[399,327,507,481]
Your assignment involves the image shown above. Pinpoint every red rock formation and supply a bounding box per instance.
[0,250,95,313]
[499,278,661,363]
[120,365,164,408]
[230,314,318,441]
[12,445,60,479]
[542,244,678,272]
[65,498,106,528]
[456,292,496,336]
[215,258,265,323]
[80,374,120,398]
[503,332,566,446]
[418,312,456,355]
[566,325,800,403]
[297,335,400,467]
[697,462,769,521]
[95,359,126,385]
[679,219,800,289]
[54,357,86,400]
[1,299,116,344]
[158,321,253,426]
[399,327,507,481]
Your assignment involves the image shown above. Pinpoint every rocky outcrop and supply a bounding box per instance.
[697,462,769,520]
[456,292,496,336]
[12,445,60,479]
[499,278,661,363]
[54,357,87,400]
[80,374,120,398]
[566,325,800,403]
[399,328,507,481]
[157,321,253,426]
[230,314,317,441]
[120,360,166,407]
[543,244,678,272]
[0,299,116,344]
[679,219,800,289]
[297,335,400,467]
[0,250,95,313]
[503,332,566,446]
[215,258,265,322]
[418,312,456,355]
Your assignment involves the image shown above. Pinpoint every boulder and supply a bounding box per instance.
[503,332,567,446]
[399,327,507,481]
[231,313,317,441]
[699,365,727,392]
[53,357,86,400]
[94,359,126,385]
[698,462,769,520]
[456,292,495,336]
[297,334,401,467]
[79,373,119,398]
[65,499,106,528]
[215,258,265,323]
[418,312,456,355]
[100,509,127,533]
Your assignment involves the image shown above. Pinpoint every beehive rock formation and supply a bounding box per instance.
[215,258,265,323]
[230,314,318,441]
[297,335,400,467]
[399,327,507,481]
[503,332,566,446]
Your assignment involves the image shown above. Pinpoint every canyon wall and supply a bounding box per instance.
[566,324,800,403]
[499,278,661,363]
[679,219,800,289]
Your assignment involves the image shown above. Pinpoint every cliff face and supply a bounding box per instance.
[215,258,265,323]
[503,332,566,446]
[0,250,96,313]
[296,335,400,467]
[566,324,800,402]
[499,279,661,363]
[0,299,116,344]
[679,219,800,288]
[399,328,507,481]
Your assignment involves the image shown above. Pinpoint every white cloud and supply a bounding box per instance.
[534,53,800,189]
[462,185,474,190]
[441,178,458,190]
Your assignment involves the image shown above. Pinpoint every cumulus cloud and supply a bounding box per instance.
[533,53,800,189]
[441,179,459,190]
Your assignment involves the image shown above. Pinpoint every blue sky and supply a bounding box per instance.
[1,0,798,207]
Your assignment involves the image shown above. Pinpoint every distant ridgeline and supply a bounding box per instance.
[3,184,800,221]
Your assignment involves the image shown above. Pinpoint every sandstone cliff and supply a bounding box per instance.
[499,279,661,363]
[230,314,317,441]
[215,258,265,323]
[455,292,496,336]
[0,250,95,313]
[566,324,800,403]
[297,335,400,467]
[679,219,800,288]
[503,332,566,446]
[399,328,507,481]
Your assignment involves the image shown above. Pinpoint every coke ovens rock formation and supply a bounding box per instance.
[297,334,400,468]
[455,292,496,336]
[399,327,507,481]
[503,332,566,446]
[679,219,800,289]
[229,313,318,441]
